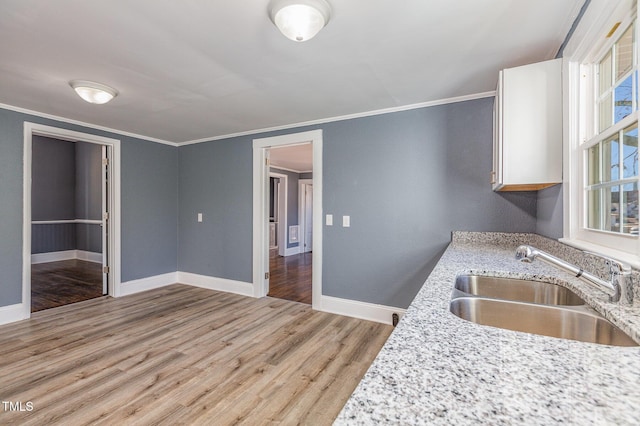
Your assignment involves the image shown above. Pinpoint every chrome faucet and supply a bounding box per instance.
[515,245,633,305]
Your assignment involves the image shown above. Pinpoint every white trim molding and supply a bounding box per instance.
[298,179,313,254]
[177,272,254,297]
[1,102,176,146]
[319,296,406,325]
[253,130,323,308]
[183,91,495,145]
[23,122,122,309]
[270,171,288,257]
[283,246,302,257]
[0,303,29,326]
[31,250,102,265]
[561,0,640,264]
[32,219,102,225]
[119,272,178,297]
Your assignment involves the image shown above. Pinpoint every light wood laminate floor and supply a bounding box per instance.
[0,284,393,425]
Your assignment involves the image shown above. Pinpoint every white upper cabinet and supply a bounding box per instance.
[492,58,563,191]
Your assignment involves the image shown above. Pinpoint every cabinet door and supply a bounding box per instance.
[494,58,563,191]
[492,71,504,191]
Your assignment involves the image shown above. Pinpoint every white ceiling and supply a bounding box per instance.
[270,143,313,172]
[0,0,585,144]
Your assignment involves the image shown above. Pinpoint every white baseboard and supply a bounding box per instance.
[117,271,253,299]
[118,272,178,297]
[284,246,301,256]
[319,295,406,325]
[177,272,254,297]
[31,250,102,264]
[31,250,76,264]
[0,303,28,326]
[76,250,102,263]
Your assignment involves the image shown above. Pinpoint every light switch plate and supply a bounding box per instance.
[343,215,350,227]
[326,214,333,226]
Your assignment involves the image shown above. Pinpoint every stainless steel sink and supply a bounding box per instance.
[454,275,585,306]
[450,297,637,347]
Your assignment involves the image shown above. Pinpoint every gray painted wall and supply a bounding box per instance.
[75,142,102,221]
[536,184,563,239]
[177,97,537,308]
[1,96,545,310]
[32,136,76,221]
[178,138,253,282]
[321,99,536,307]
[75,142,102,253]
[0,107,178,307]
[31,138,103,253]
[32,223,77,254]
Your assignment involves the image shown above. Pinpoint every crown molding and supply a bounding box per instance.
[179,91,496,145]
[1,89,495,148]
[0,102,178,146]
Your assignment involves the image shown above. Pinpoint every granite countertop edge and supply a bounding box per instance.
[335,232,640,426]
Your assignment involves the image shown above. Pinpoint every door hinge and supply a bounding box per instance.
[265,272,270,279]
[103,212,109,221]
[102,158,109,166]
[103,266,110,274]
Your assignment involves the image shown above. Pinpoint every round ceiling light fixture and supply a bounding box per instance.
[269,0,331,42]
[69,80,118,104]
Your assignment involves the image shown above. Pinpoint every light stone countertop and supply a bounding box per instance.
[335,232,640,425]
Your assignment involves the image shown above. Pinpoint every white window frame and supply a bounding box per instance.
[563,0,640,268]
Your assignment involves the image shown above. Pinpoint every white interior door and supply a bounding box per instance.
[263,150,271,295]
[304,183,313,253]
[101,145,110,295]
[277,177,286,256]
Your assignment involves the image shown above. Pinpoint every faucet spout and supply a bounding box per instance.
[515,245,633,305]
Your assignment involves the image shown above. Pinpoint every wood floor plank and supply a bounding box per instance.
[268,250,312,304]
[31,259,103,312]
[0,284,393,425]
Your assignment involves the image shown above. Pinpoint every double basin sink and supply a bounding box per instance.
[450,275,638,347]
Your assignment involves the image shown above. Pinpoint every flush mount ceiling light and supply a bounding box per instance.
[269,0,331,42]
[69,80,118,104]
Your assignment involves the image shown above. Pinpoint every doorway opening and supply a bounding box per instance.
[252,129,323,310]
[23,123,121,318]
[267,145,313,304]
[30,137,107,311]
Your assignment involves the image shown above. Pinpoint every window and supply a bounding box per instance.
[564,1,640,265]
[586,23,639,237]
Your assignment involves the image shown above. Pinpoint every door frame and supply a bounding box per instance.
[298,179,313,254]
[252,130,322,310]
[23,122,122,318]
[269,171,288,257]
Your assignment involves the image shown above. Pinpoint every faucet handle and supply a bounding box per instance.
[605,259,631,276]
[583,251,631,276]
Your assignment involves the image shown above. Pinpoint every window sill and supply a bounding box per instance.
[559,237,640,270]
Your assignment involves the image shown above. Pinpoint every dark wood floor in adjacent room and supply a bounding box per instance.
[0,284,393,425]
[268,249,312,304]
[31,259,103,312]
